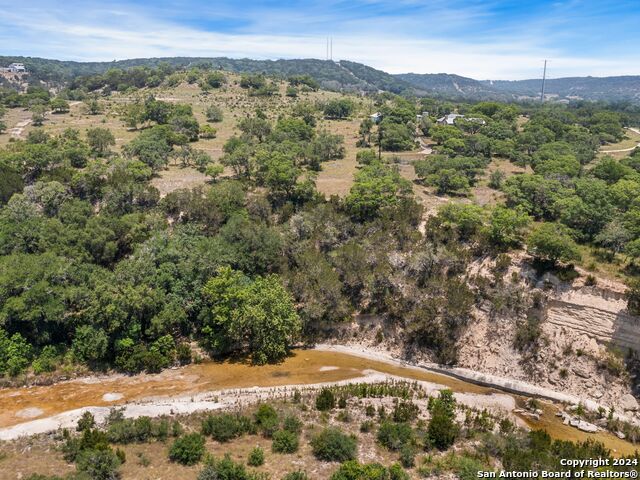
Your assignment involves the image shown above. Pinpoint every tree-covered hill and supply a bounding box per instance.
[3,55,640,103]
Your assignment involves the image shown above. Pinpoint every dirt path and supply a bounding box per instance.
[600,127,640,153]
[8,118,32,138]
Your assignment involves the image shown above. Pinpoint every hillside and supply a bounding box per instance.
[0,55,411,94]
[399,72,640,103]
[3,55,640,103]
[484,76,640,103]
[395,72,509,100]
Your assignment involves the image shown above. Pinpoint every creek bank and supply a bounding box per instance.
[313,344,640,426]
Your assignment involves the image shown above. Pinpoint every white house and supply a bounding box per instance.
[369,112,382,124]
[436,113,485,126]
[4,63,26,73]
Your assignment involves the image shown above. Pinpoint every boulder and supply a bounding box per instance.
[620,394,639,411]
[572,367,590,379]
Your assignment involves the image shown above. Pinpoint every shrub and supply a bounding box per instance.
[32,345,58,374]
[76,449,122,480]
[283,414,303,434]
[176,343,192,365]
[202,413,252,442]
[206,105,224,123]
[392,402,420,423]
[282,471,309,480]
[360,421,375,433]
[399,445,415,468]
[168,433,205,465]
[377,421,413,451]
[427,390,459,450]
[198,455,249,480]
[272,429,299,454]
[247,446,265,466]
[77,411,96,432]
[254,404,279,437]
[310,427,357,462]
[330,460,409,480]
[315,388,336,411]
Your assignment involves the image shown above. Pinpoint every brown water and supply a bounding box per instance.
[0,349,637,455]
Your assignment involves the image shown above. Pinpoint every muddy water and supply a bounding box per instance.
[0,349,637,455]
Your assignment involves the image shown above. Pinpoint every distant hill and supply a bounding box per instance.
[481,76,640,103]
[2,55,639,103]
[395,73,510,100]
[0,55,411,93]
[398,72,640,103]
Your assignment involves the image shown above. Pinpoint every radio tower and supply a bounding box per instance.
[540,60,547,102]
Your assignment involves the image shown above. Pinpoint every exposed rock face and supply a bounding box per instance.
[621,394,639,411]
[546,286,640,351]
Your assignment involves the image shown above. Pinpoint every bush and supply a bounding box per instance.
[77,411,96,432]
[399,445,415,468]
[32,345,58,374]
[254,403,279,437]
[377,421,413,451]
[330,460,409,480]
[247,446,265,466]
[198,455,249,480]
[202,413,252,442]
[282,471,309,480]
[427,390,459,450]
[176,343,192,365]
[206,105,224,123]
[168,433,205,465]
[76,449,122,480]
[310,427,357,462]
[283,414,302,434]
[315,388,336,411]
[272,429,299,453]
[392,402,420,423]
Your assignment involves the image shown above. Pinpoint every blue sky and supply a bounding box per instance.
[0,0,638,79]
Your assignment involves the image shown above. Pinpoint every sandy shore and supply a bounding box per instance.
[0,343,636,441]
[313,344,640,425]
[0,368,515,441]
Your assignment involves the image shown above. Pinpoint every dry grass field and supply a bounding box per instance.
[2,76,624,216]
[0,398,408,480]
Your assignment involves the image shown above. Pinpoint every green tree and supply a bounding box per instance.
[427,389,459,450]
[50,98,70,114]
[169,433,205,465]
[323,99,354,119]
[201,267,300,364]
[310,427,357,462]
[486,206,531,249]
[72,325,109,364]
[345,161,412,221]
[206,105,224,123]
[87,128,116,157]
[527,223,581,265]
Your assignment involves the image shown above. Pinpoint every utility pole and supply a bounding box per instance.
[540,59,547,102]
[330,37,333,61]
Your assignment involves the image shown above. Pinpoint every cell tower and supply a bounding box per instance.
[540,59,547,102]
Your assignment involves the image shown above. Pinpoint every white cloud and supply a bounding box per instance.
[0,1,638,79]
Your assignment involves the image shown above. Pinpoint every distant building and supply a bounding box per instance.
[369,112,382,124]
[436,113,485,126]
[2,63,27,73]
[416,111,429,122]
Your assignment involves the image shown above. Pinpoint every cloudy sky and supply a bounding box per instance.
[0,0,638,79]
